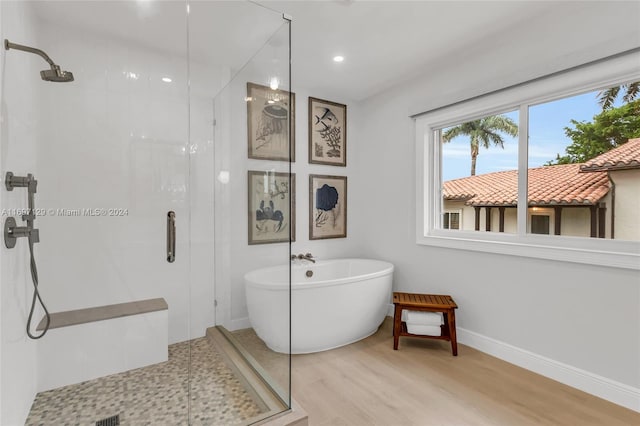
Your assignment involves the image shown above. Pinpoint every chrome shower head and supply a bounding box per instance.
[5,39,74,83]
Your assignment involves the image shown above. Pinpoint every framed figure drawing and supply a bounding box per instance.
[248,171,295,244]
[308,97,347,166]
[247,82,295,161]
[309,174,347,240]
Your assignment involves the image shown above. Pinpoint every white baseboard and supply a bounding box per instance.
[228,316,252,331]
[387,303,395,317]
[385,309,639,412]
[457,327,640,412]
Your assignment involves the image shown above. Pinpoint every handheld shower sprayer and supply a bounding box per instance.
[4,39,74,82]
[4,172,50,339]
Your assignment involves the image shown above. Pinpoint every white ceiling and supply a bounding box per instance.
[31,0,286,68]
[30,0,640,102]
[266,0,640,101]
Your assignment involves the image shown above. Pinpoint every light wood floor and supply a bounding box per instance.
[286,318,639,426]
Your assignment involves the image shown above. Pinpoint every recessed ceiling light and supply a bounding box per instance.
[333,55,344,63]
[269,76,280,90]
[162,77,172,83]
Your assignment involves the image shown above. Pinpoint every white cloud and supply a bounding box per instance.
[442,145,469,158]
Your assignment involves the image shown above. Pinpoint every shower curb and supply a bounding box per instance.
[206,327,308,426]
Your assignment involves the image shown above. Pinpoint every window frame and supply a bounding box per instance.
[529,209,553,235]
[415,52,640,270]
[443,209,462,230]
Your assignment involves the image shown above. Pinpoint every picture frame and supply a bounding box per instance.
[309,174,347,240]
[248,171,295,245]
[308,97,347,166]
[247,82,295,161]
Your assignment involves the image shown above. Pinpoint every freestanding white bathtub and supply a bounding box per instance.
[244,258,393,354]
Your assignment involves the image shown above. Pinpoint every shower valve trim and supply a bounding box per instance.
[4,172,39,248]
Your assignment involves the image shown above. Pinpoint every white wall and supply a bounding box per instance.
[32,19,194,344]
[27,13,234,344]
[213,25,364,329]
[355,15,640,409]
[0,2,40,424]
[189,93,217,338]
[0,2,272,421]
[222,86,363,328]
[289,86,362,259]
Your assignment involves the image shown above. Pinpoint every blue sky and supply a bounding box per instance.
[441,89,611,181]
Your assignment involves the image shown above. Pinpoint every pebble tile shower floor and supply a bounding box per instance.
[26,337,265,425]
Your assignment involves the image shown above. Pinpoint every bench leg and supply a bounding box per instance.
[448,309,458,356]
[393,304,402,350]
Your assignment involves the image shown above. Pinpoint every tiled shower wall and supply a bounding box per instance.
[0,2,224,422]
[0,2,41,424]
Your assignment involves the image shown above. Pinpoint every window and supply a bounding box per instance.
[527,92,634,240]
[530,215,550,235]
[415,52,639,269]
[443,210,461,230]
[529,211,552,235]
[440,111,518,233]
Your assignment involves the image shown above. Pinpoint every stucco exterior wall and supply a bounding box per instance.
[560,207,590,237]
[611,169,640,241]
[443,199,612,238]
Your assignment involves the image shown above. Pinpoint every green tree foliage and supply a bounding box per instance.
[442,115,518,176]
[549,100,640,165]
[597,82,639,110]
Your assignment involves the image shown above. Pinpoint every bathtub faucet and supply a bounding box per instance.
[295,253,315,263]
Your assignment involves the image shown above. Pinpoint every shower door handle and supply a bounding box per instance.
[167,211,176,263]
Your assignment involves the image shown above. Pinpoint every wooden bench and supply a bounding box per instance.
[392,292,458,356]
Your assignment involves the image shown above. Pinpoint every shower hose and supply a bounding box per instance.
[26,235,50,339]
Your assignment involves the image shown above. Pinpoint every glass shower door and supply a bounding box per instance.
[1,1,192,424]
[209,13,294,425]
[1,1,291,425]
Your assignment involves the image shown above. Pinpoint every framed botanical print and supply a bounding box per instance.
[248,171,295,244]
[308,97,347,166]
[309,174,347,240]
[247,82,295,161]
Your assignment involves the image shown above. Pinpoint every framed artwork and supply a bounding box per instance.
[309,174,347,240]
[308,97,347,166]
[248,171,295,245]
[247,82,295,161]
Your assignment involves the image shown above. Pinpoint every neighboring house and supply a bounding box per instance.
[581,137,640,240]
[442,138,640,240]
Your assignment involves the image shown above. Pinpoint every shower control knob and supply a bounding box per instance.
[4,217,17,248]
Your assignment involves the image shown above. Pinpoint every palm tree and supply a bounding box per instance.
[597,82,639,110]
[442,115,518,176]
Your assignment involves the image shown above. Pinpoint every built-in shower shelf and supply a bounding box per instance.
[36,298,168,393]
[37,298,168,330]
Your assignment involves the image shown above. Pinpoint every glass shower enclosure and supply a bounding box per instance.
[0,1,292,425]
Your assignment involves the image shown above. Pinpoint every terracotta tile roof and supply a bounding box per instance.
[580,138,640,171]
[444,170,518,206]
[443,164,610,206]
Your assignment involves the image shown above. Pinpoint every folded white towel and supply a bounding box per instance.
[405,310,443,326]
[406,324,442,336]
